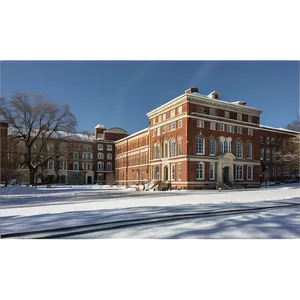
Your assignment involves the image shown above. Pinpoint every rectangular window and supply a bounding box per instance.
[162,113,166,121]
[177,106,182,114]
[237,126,242,134]
[237,113,243,121]
[219,140,224,154]
[196,137,205,155]
[162,125,166,133]
[73,152,78,159]
[171,109,175,118]
[157,127,161,136]
[107,145,112,151]
[178,138,183,155]
[47,160,54,170]
[236,143,242,159]
[209,163,215,180]
[170,121,176,131]
[247,143,252,158]
[224,111,230,118]
[177,163,182,180]
[219,123,225,131]
[196,163,205,180]
[152,129,156,137]
[178,120,182,128]
[236,165,243,180]
[197,120,205,128]
[248,115,252,123]
[260,148,264,160]
[210,122,216,130]
[209,108,215,116]
[248,128,253,136]
[97,133,103,139]
[247,165,253,180]
[227,125,235,133]
[171,164,175,180]
[97,144,103,151]
[209,138,216,156]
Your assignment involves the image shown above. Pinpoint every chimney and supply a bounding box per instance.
[185,87,199,94]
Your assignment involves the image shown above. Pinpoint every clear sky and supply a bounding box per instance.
[1,61,299,134]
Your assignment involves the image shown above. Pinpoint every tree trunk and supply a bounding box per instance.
[29,168,36,185]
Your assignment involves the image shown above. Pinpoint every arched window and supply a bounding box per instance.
[73,161,79,170]
[98,152,104,159]
[218,136,225,154]
[107,153,112,160]
[236,142,243,158]
[209,137,216,156]
[59,161,67,170]
[107,162,112,170]
[196,136,205,155]
[98,161,104,170]
[247,143,252,158]
[153,142,160,159]
[164,140,168,158]
[169,138,176,157]
[177,137,183,155]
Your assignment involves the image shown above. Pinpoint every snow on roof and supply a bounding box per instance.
[95,124,105,129]
[260,125,299,134]
[190,92,262,112]
[7,126,95,142]
[147,91,262,116]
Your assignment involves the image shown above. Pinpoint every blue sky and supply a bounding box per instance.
[1,61,299,134]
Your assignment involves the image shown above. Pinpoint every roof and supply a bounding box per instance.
[260,125,300,135]
[146,91,262,116]
[106,127,128,134]
[115,127,149,143]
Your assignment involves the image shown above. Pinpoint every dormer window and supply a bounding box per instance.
[214,94,219,99]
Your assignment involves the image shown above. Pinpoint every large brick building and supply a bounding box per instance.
[115,88,299,189]
[1,87,299,188]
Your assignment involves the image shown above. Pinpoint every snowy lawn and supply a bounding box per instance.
[1,184,299,235]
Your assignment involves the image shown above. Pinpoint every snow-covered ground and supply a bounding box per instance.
[0,184,136,198]
[1,183,299,237]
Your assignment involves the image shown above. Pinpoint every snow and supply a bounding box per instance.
[0,184,136,197]
[259,124,299,134]
[1,184,299,236]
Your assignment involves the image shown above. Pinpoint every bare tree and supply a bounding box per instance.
[285,116,300,132]
[0,93,77,185]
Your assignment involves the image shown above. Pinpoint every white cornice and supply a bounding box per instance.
[188,97,262,115]
[146,95,187,117]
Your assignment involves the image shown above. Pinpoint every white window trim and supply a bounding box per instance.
[236,143,243,159]
[236,165,243,181]
[247,165,253,180]
[197,120,205,128]
[209,163,215,180]
[247,143,253,159]
[171,164,175,181]
[196,136,205,155]
[170,121,176,131]
[210,122,216,130]
[178,120,182,128]
[177,163,182,181]
[196,162,205,180]
[209,138,216,156]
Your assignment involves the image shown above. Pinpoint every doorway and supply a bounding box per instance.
[164,166,168,181]
[223,166,229,183]
[87,176,92,184]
